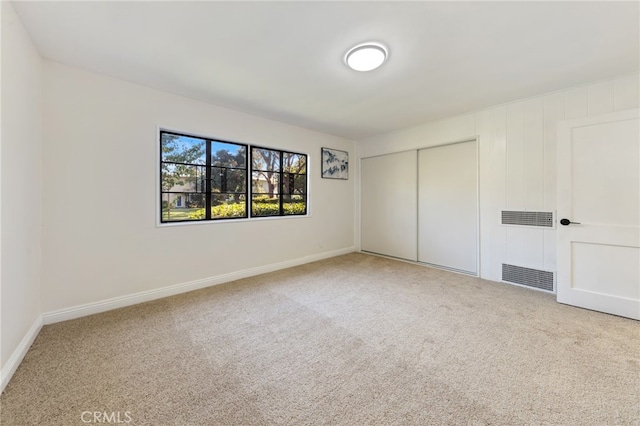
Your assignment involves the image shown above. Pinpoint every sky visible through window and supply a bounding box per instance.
[164,135,244,162]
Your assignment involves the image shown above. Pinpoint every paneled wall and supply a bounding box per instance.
[359,73,639,284]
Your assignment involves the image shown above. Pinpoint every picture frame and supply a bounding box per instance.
[321,147,349,180]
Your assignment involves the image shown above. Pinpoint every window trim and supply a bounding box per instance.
[157,128,310,227]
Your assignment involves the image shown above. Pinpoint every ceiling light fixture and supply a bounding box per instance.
[345,42,388,72]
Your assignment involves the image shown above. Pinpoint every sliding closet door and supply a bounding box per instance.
[418,141,477,274]
[361,151,417,261]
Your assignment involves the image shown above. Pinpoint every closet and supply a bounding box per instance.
[361,150,418,261]
[361,140,478,275]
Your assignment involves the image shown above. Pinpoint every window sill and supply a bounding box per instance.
[156,213,311,228]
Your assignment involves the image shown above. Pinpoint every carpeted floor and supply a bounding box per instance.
[1,253,639,425]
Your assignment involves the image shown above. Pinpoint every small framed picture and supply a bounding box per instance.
[321,147,349,180]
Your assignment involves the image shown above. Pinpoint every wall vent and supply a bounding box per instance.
[501,211,553,227]
[502,264,554,292]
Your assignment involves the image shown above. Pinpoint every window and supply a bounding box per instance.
[160,130,307,223]
[251,147,307,217]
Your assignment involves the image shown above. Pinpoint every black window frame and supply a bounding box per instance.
[160,130,308,224]
[250,146,308,218]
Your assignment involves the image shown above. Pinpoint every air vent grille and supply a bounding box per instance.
[501,211,553,227]
[502,264,554,292]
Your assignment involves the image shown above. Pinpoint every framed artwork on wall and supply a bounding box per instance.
[321,147,349,180]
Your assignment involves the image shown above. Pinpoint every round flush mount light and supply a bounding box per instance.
[345,42,388,72]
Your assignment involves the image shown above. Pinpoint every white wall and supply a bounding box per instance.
[41,61,355,314]
[359,73,640,283]
[0,1,43,378]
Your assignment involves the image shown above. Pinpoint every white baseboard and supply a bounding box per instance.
[1,316,43,393]
[42,246,355,325]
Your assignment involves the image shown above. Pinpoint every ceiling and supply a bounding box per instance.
[12,1,640,140]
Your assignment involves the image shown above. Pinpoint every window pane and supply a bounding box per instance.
[252,194,280,217]
[161,163,205,193]
[211,194,246,219]
[185,193,205,208]
[212,142,246,168]
[227,169,247,193]
[161,192,205,222]
[283,153,306,174]
[283,195,307,215]
[252,171,279,196]
[161,133,206,165]
[252,148,280,171]
[293,175,307,194]
[161,163,178,191]
[212,168,246,194]
[282,173,307,195]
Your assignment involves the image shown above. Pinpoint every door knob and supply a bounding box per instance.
[560,218,581,226]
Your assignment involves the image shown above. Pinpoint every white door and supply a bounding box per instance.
[418,141,478,274]
[361,151,418,261]
[557,109,640,320]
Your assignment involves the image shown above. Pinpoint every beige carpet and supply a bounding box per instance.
[1,253,639,425]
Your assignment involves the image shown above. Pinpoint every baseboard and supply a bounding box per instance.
[1,315,43,393]
[42,246,355,325]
